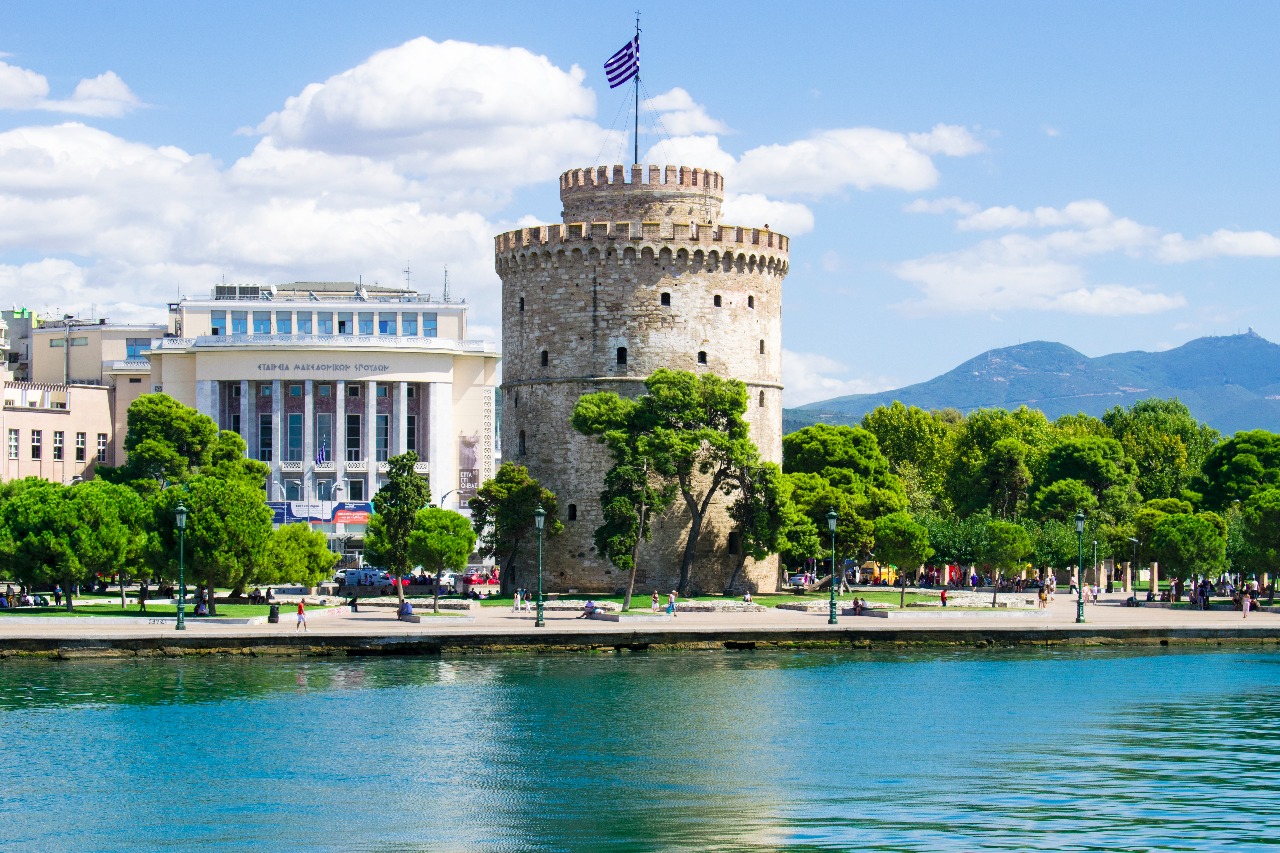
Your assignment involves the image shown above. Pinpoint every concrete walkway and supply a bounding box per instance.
[0,591,1276,644]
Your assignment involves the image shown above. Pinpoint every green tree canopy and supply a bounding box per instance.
[262,524,338,588]
[980,519,1033,605]
[947,407,1053,517]
[1032,478,1098,522]
[468,463,563,593]
[99,394,220,486]
[1197,429,1280,511]
[874,511,933,606]
[407,507,477,612]
[861,402,956,513]
[1148,512,1227,579]
[367,451,431,602]
[1103,399,1219,502]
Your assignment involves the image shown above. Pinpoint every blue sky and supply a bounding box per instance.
[2,1,1279,404]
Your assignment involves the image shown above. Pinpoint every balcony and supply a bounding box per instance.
[346,460,368,472]
[154,334,497,354]
[413,462,430,474]
[314,461,335,472]
[280,460,303,472]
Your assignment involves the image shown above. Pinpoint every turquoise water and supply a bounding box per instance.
[1,648,1278,851]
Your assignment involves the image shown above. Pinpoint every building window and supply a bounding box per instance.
[660,292,670,306]
[276,312,293,334]
[53,431,64,461]
[96,434,107,463]
[358,312,374,335]
[30,430,41,460]
[347,479,365,501]
[406,386,416,399]
[128,377,142,384]
[401,313,418,336]
[406,414,417,453]
[714,294,722,307]
[75,432,86,462]
[422,312,438,337]
[317,312,333,335]
[759,340,765,354]
[231,311,247,335]
[316,413,333,461]
[728,532,741,555]
[378,312,397,335]
[287,413,303,462]
[7,429,17,460]
[230,383,241,398]
[518,430,526,456]
[289,384,302,397]
[759,390,765,407]
[230,413,241,435]
[318,384,332,397]
[346,414,361,461]
[616,347,627,366]
[567,503,577,521]
[348,384,360,397]
[259,414,273,462]
[748,295,755,309]
[374,384,388,398]
[296,311,313,334]
[375,415,389,461]
[697,351,707,364]
[253,311,271,334]
[519,297,525,312]
[211,310,226,335]
[125,338,151,358]
[260,384,272,397]
[337,312,352,335]
[540,350,548,367]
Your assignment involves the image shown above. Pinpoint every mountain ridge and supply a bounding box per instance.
[785,331,1280,435]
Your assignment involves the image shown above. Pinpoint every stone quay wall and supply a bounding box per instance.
[496,164,789,594]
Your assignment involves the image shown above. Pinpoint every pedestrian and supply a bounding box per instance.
[940,588,947,607]
[667,590,677,616]
[53,585,62,607]
[512,589,522,612]
[1242,594,1251,619]
[651,590,660,612]
[296,599,307,631]
[1038,587,1047,609]
[138,581,148,613]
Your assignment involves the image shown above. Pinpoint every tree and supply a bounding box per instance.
[468,463,563,595]
[786,472,875,571]
[149,475,274,615]
[367,452,431,603]
[1103,399,1219,502]
[573,369,762,595]
[861,402,956,513]
[1240,489,1280,578]
[980,519,1033,606]
[947,407,1054,517]
[263,524,338,589]
[0,480,85,609]
[873,511,933,608]
[725,462,797,594]
[67,480,148,609]
[1197,429,1280,511]
[98,393,219,486]
[981,438,1032,519]
[923,510,989,570]
[407,507,477,613]
[1149,512,1227,580]
[1032,478,1098,522]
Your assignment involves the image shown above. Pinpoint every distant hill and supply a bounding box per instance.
[784,331,1280,436]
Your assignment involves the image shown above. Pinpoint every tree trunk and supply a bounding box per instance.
[724,551,749,596]
[900,575,906,610]
[119,571,127,610]
[678,509,704,596]
[499,545,520,596]
[206,579,218,617]
[395,573,406,605]
[991,573,999,608]
[433,565,441,614]
[64,574,74,612]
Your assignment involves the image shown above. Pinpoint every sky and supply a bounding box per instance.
[2,1,1280,406]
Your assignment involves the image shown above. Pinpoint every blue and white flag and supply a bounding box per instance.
[316,439,328,465]
[604,35,639,88]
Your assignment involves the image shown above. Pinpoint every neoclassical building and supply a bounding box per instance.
[150,281,498,513]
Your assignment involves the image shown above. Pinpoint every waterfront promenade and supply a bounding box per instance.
[3,590,1279,654]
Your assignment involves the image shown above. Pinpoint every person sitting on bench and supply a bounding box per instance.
[577,600,598,618]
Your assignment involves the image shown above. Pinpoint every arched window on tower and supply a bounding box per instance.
[759,390,765,407]
[540,350,548,367]
[759,340,765,354]
[660,292,671,306]
[568,503,578,521]
[697,351,707,364]
[748,295,755,309]
[616,346,627,366]
[519,296,525,312]
[713,294,722,307]
[519,430,527,455]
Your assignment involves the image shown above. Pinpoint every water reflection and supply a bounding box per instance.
[1,649,1278,851]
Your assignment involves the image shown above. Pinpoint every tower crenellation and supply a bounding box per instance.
[498,163,787,594]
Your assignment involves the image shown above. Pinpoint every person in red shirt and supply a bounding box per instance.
[296,600,307,631]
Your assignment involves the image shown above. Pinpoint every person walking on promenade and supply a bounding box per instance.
[651,590,660,612]
[138,581,148,613]
[1243,593,1251,619]
[1038,587,1047,609]
[296,600,307,631]
[667,590,677,616]
[512,590,522,612]
[940,588,947,607]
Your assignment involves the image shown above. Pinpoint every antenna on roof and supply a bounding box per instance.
[442,266,450,303]
[403,261,412,289]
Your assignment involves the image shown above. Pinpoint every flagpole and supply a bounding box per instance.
[633,11,641,166]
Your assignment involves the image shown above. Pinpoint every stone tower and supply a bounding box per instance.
[495,164,789,593]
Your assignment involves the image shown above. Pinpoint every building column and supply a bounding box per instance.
[303,379,314,502]
[1123,561,1132,594]
[240,380,252,459]
[1150,561,1159,597]
[395,381,409,456]
[428,381,454,508]
[195,380,220,425]
[271,379,283,498]
[365,379,377,498]
[334,379,346,501]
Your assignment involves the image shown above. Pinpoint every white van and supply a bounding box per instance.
[345,568,392,587]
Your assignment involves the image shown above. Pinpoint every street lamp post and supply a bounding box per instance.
[1127,536,1140,595]
[1092,539,1098,587]
[175,502,188,631]
[1075,511,1086,624]
[534,504,546,628]
[827,507,838,625]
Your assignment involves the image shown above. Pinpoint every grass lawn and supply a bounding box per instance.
[469,590,937,610]
[0,603,329,618]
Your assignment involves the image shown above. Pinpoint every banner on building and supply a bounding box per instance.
[268,500,374,526]
[458,432,480,500]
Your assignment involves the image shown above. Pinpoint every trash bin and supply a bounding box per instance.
[268,604,280,623]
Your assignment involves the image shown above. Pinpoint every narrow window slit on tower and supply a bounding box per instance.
[748,295,755,308]
[540,350,548,366]
[617,347,627,366]
[519,296,525,312]
[760,340,765,354]
[697,351,707,364]
[714,294,722,307]
[759,391,765,407]
[519,430,527,455]
[568,504,578,521]
[660,292,671,306]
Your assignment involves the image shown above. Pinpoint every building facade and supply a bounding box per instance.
[151,282,498,516]
[496,164,789,593]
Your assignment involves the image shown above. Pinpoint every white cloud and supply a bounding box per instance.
[904,196,979,216]
[643,87,728,136]
[957,199,1115,231]
[1157,229,1280,262]
[1043,125,1061,137]
[907,123,986,157]
[641,134,737,175]
[736,128,945,197]
[782,349,892,407]
[0,60,140,116]
[720,193,814,235]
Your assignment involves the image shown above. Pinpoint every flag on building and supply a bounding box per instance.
[604,35,639,88]
[316,439,328,465]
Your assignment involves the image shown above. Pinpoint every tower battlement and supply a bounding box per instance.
[559,164,725,225]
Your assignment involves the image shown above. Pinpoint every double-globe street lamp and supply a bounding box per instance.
[827,507,838,626]
[175,501,188,631]
[1074,510,1086,624]
[534,504,546,628]
[1127,536,1141,595]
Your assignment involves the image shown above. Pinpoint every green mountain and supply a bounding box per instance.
[785,331,1280,435]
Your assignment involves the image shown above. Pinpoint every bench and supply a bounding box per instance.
[398,613,421,623]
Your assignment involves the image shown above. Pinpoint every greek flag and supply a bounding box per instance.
[604,36,639,88]
[316,439,328,465]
